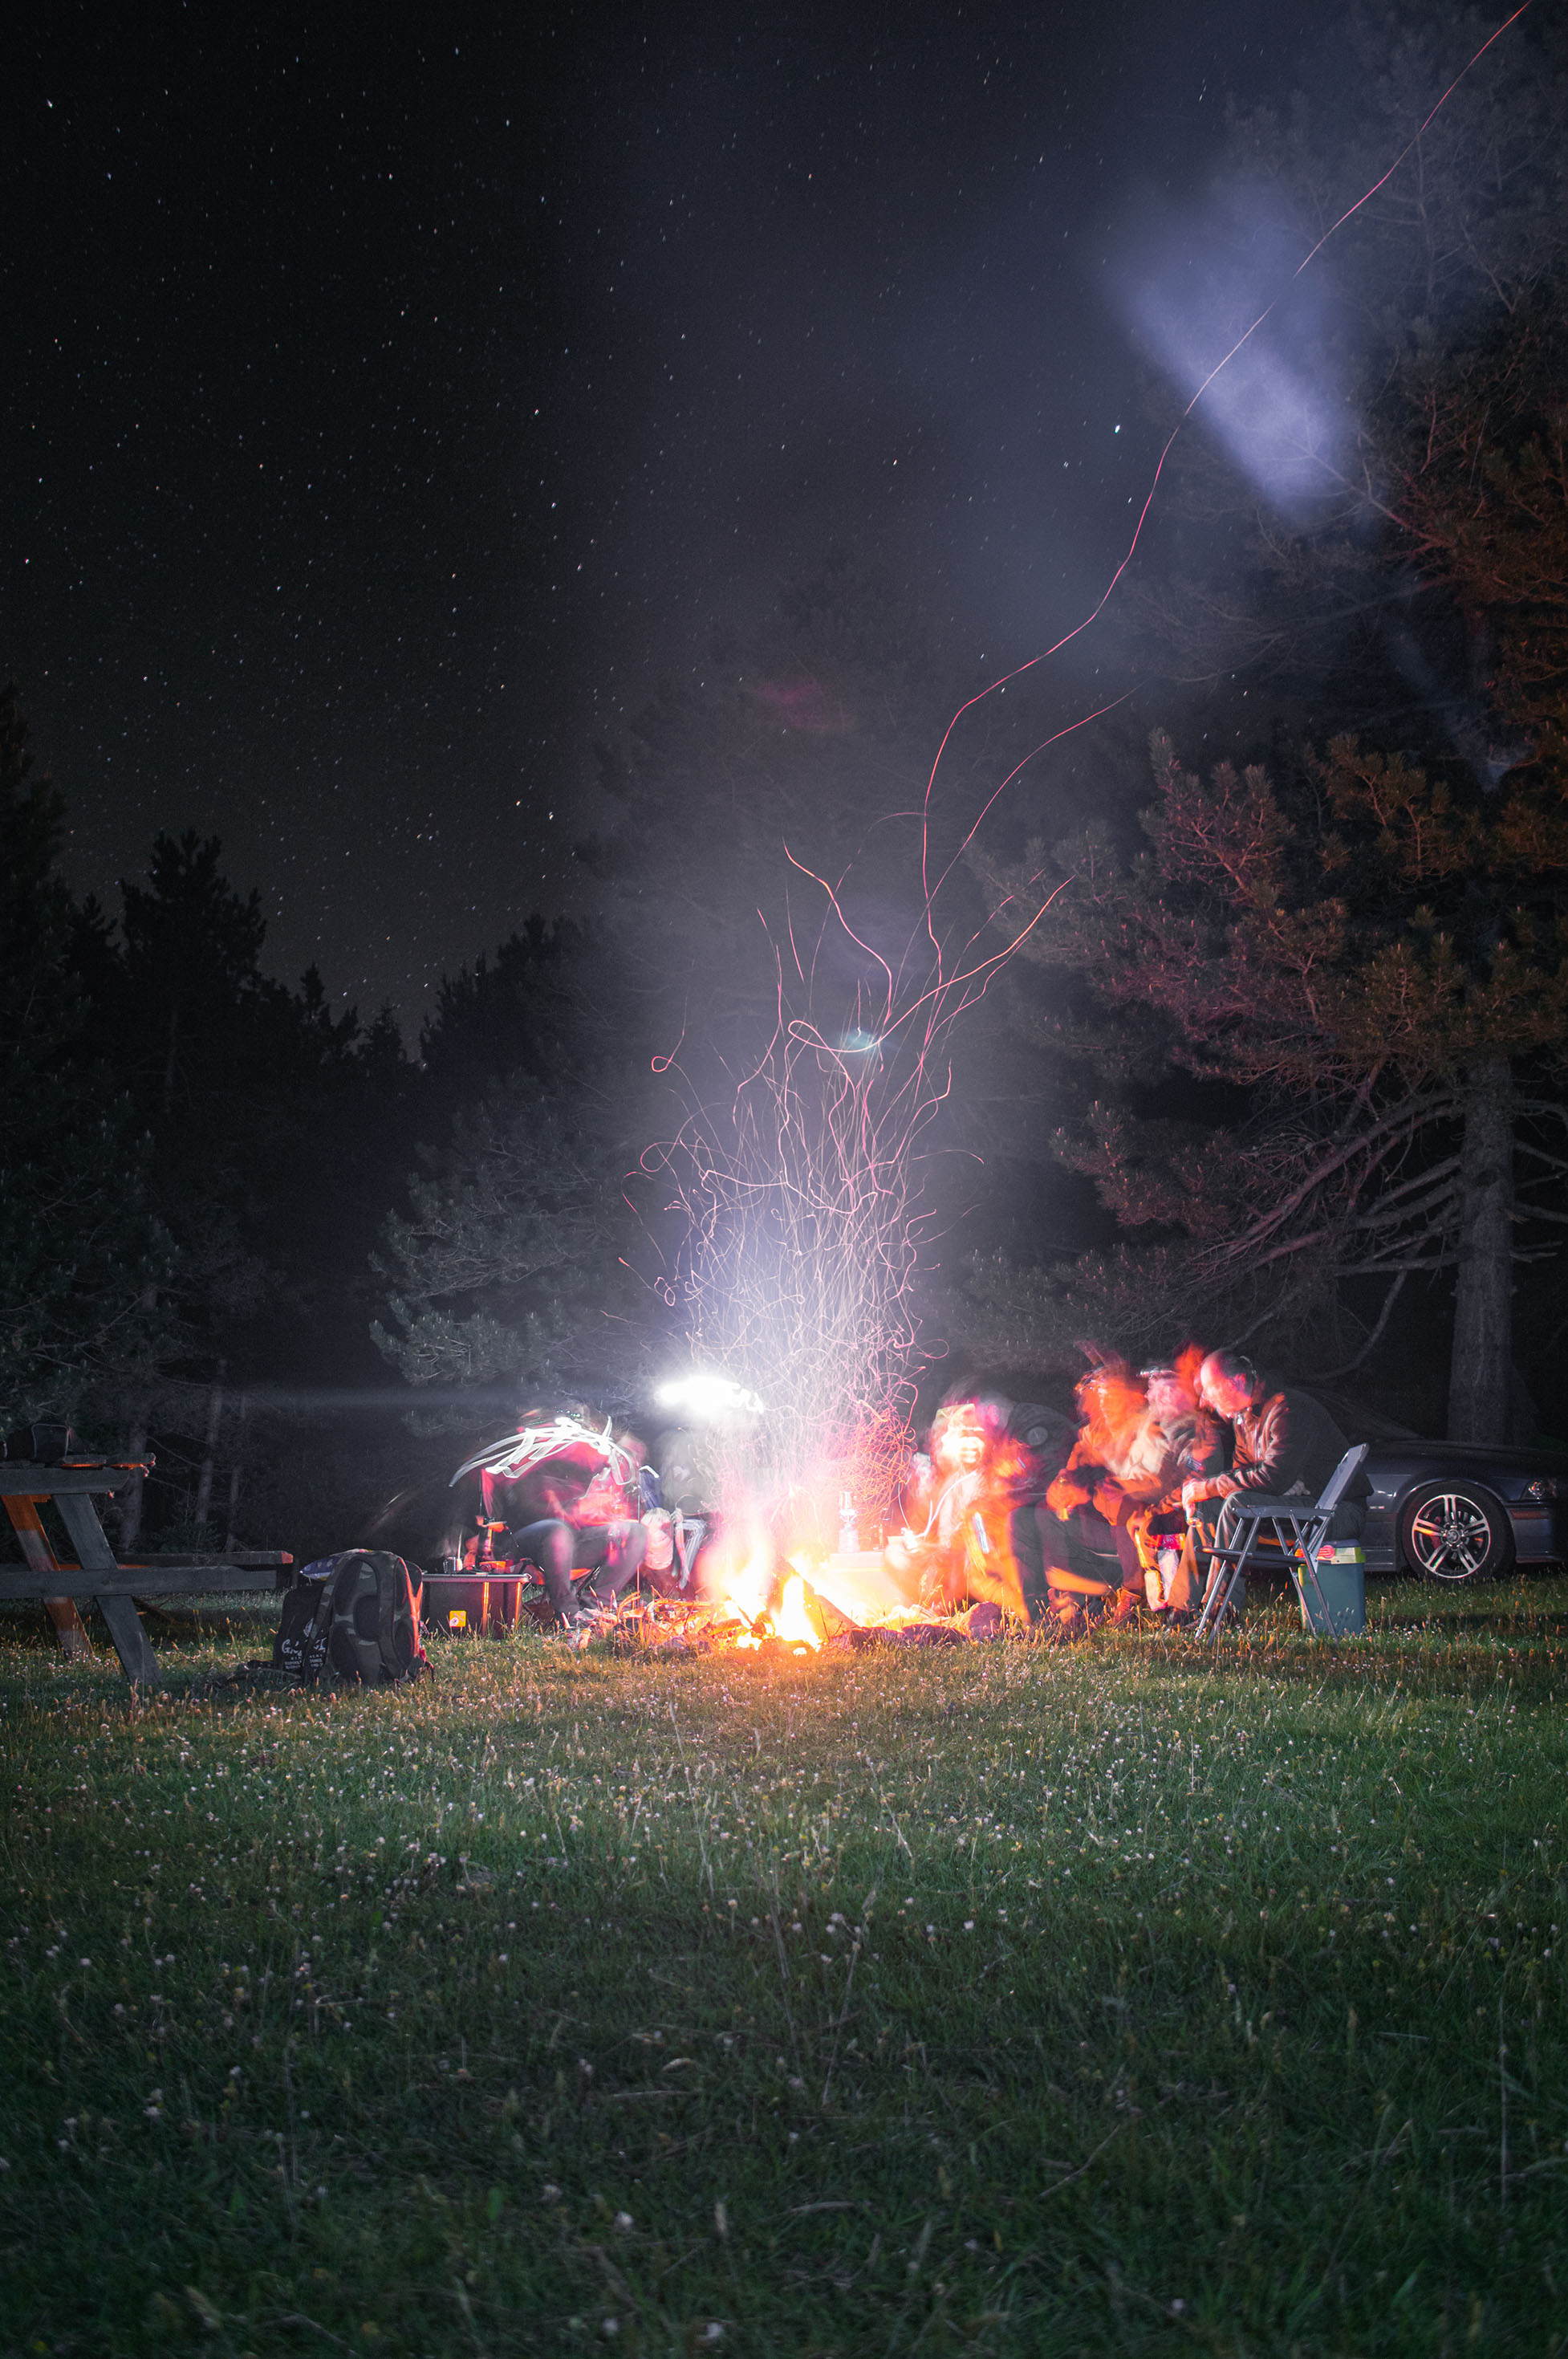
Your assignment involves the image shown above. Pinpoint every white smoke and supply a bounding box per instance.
[1114,174,1354,522]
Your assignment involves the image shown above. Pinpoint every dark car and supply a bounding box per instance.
[1356,1438,1566,1582]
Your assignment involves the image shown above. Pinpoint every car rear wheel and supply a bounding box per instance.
[1398,1482,1513,1583]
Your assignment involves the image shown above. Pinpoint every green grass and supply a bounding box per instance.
[2,1575,1566,2359]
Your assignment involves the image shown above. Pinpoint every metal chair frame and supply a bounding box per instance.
[1191,1443,1370,1642]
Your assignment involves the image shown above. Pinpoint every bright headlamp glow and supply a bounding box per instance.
[656,1372,766,1420]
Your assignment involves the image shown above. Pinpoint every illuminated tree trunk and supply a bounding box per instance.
[1447,1060,1514,1444]
[193,1362,225,1534]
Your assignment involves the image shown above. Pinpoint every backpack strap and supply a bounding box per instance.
[295,1564,340,1682]
[377,1554,397,1682]
[312,1568,340,1642]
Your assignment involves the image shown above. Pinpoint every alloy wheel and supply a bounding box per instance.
[1404,1491,1497,1581]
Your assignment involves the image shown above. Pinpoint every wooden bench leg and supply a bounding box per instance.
[94,1595,163,1688]
[42,1597,93,1659]
[50,1492,164,1689]
[0,1499,96,1660]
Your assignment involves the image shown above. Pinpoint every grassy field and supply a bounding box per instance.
[2,1574,1565,2359]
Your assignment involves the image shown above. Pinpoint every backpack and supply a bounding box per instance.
[273,1552,428,1686]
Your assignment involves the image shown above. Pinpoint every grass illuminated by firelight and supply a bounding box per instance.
[2,1573,1565,2357]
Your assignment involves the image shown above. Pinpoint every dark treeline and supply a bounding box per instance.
[0,740,649,1555]
[6,3,1568,1564]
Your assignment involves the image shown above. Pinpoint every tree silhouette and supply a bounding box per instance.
[0,689,168,1425]
[973,718,1568,1438]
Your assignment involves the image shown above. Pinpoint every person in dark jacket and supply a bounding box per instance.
[1181,1352,1359,1511]
[1168,1350,1364,1616]
[988,1395,1076,1622]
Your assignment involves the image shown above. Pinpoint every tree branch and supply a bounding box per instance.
[1310,1267,1412,1380]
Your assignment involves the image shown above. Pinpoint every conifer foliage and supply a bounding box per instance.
[0,689,168,1422]
[973,722,1568,1437]
[371,1075,633,1401]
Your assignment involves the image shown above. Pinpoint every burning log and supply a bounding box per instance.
[614,1555,975,1656]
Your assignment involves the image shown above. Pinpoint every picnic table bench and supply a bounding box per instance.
[0,1461,292,1688]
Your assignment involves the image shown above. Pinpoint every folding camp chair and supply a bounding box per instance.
[1190,1443,1369,1641]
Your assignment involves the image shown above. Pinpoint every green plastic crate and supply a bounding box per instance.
[1297,1544,1365,1636]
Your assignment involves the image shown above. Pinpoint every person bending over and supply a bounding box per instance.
[1121,1362,1228,1613]
[1021,1360,1168,1628]
[1170,1350,1365,1614]
[488,1434,647,1628]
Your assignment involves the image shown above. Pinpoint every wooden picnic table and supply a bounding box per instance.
[0,1462,292,1688]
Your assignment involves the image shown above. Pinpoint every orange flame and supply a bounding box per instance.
[1074,1356,1148,1466]
[774,1572,824,1650]
[1172,1342,1204,1407]
[709,1526,777,1626]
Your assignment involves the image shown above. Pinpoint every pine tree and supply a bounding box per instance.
[972,721,1568,1438]
[371,1076,636,1404]
[416,916,595,1130]
[0,689,168,1426]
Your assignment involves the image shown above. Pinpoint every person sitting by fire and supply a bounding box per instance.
[462,1407,648,1631]
[890,1390,1072,1623]
[1018,1357,1152,1631]
[1124,1358,1229,1615]
[1021,1353,1225,1631]
[1169,1349,1367,1613]
[887,1396,1004,1616]
[889,1397,986,1605]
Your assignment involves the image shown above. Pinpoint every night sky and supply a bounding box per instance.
[5,2,1318,1027]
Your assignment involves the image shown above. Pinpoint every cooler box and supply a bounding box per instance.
[810,1549,908,1623]
[1298,1544,1365,1637]
[420,1572,527,1637]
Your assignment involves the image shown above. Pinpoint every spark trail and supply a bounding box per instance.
[917,0,1538,972]
[652,5,1538,1514]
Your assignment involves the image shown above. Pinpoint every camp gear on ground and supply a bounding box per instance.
[274,1581,333,1679]
[1192,1444,1370,1641]
[272,1552,427,1683]
[420,1568,527,1637]
[1302,1543,1367,1635]
[482,1515,646,1621]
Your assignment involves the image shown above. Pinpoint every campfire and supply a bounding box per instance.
[440,1338,1212,1652]
[624,1528,981,1657]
